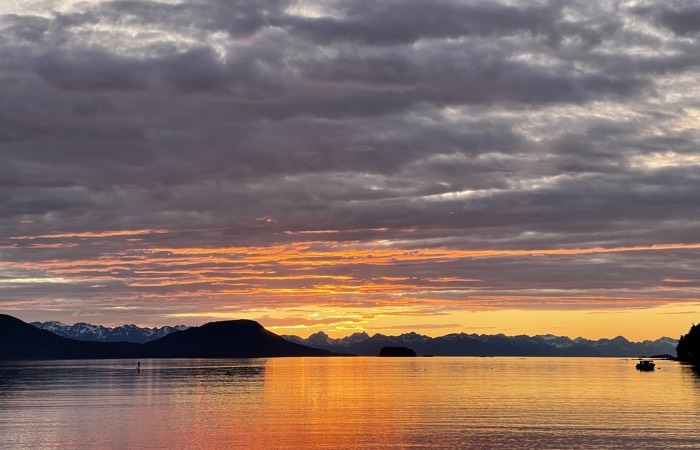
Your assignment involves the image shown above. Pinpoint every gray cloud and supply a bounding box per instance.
[0,0,698,330]
[283,0,563,45]
[634,1,700,36]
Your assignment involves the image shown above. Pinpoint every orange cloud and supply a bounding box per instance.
[3,230,699,339]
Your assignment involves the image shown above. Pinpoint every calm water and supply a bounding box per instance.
[1,357,699,449]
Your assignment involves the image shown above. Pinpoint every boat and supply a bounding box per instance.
[636,360,655,371]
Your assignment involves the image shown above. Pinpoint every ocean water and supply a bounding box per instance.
[1,357,699,449]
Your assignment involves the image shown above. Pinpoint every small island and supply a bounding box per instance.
[378,346,417,357]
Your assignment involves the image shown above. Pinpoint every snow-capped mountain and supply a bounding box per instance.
[287,331,372,348]
[31,321,189,344]
[282,331,678,357]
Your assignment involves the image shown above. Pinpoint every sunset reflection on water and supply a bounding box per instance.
[1,357,700,449]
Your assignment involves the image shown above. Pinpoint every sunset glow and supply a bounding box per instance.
[1,0,699,340]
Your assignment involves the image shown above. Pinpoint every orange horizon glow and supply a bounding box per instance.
[2,227,700,340]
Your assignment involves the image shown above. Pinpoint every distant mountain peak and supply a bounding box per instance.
[349,331,370,339]
[399,331,425,338]
[309,331,330,338]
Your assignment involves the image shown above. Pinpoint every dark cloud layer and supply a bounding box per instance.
[0,0,698,332]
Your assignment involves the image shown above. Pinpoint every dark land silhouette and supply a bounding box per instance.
[0,314,340,360]
[379,346,417,357]
[0,314,139,360]
[6,313,683,359]
[676,323,700,365]
[141,319,337,358]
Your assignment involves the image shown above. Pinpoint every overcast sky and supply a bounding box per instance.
[1,0,698,338]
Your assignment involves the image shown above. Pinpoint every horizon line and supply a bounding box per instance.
[24,315,678,343]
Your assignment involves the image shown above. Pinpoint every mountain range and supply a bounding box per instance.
[29,319,678,357]
[281,331,678,357]
[31,321,190,344]
[1,314,336,360]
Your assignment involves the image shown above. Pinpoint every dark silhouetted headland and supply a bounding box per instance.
[676,323,700,365]
[0,314,138,360]
[141,319,338,358]
[0,314,343,360]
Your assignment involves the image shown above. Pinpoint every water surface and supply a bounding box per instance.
[1,357,699,449]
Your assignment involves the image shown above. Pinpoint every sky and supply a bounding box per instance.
[1,0,699,341]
